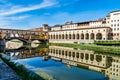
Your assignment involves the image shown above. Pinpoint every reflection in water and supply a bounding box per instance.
[1,45,120,80]
[49,46,120,80]
[31,43,39,48]
[31,40,40,48]
[6,40,23,49]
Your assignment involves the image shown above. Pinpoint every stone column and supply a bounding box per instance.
[94,33,96,40]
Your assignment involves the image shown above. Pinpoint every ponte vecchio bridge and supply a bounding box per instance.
[0,28,48,45]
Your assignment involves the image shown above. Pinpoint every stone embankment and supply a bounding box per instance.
[0,59,21,80]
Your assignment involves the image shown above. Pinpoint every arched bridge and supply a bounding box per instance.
[0,28,48,44]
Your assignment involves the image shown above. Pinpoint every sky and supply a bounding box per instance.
[0,0,120,29]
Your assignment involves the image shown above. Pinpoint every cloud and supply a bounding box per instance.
[0,15,30,21]
[0,15,30,29]
[0,0,57,16]
[9,15,30,20]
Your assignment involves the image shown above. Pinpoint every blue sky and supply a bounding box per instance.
[0,0,120,29]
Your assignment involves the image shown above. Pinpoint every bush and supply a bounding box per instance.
[50,43,120,54]
[94,40,120,45]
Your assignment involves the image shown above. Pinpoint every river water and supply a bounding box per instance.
[0,43,119,80]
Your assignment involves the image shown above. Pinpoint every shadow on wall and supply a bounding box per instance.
[0,45,5,52]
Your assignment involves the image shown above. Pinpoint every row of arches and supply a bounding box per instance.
[49,33,102,40]
[49,49,103,62]
[1,33,40,40]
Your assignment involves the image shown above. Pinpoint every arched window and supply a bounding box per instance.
[85,33,89,39]
[77,34,79,39]
[81,33,84,39]
[73,34,75,39]
[96,33,102,40]
[59,34,61,39]
[69,34,71,39]
[90,33,94,40]
[53,34,55,39]
[56,35,58,39]
[65,34,68,39]
[62,34,64,39]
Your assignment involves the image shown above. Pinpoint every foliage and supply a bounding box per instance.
[81,53,84,59]
[94,40,120,45]
[76,53,79,58]
[0,54,44,80]
[39,33,46,40]
[49,43,120,55]
[96,55,102,62]
[36,72,54,80]
[90,54,94,61]
[85,54,89,60]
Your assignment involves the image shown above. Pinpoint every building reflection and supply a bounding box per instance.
[2,46,48,60]
[49,46,120,80]
[1,45,120,80]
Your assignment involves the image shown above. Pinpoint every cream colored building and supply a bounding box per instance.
[49,21,111,43]
[48,46,120,80]
[49,45,120,80]
[105,57,120,80]
[106,10,120,40]
[49,46,109,68]
[48,10,120,43]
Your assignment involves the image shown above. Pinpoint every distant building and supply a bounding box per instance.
[29,27,43,32]
[30,24,50,32]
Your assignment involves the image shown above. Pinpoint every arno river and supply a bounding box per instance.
[0,42,119,80]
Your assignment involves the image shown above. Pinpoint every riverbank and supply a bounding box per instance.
[0,58,21,80]
[94,40,120,45]
[0,54,44,80]
[49,43,120,54]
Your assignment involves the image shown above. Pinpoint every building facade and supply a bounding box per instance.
[49,45,120,80]
[47,10,120,43]
[107,11,120,40]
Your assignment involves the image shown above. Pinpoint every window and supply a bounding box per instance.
[116,65,118,68]
[117,24,119,26]
[111,24,113,27]
[117,33,119,36]
[114,33,116,36]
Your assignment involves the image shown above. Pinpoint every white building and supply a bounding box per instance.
[47,10,120,43]
[62,21,78,30]
[107,10,120,40]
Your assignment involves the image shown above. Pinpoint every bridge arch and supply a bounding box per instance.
[6,38,30,45]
